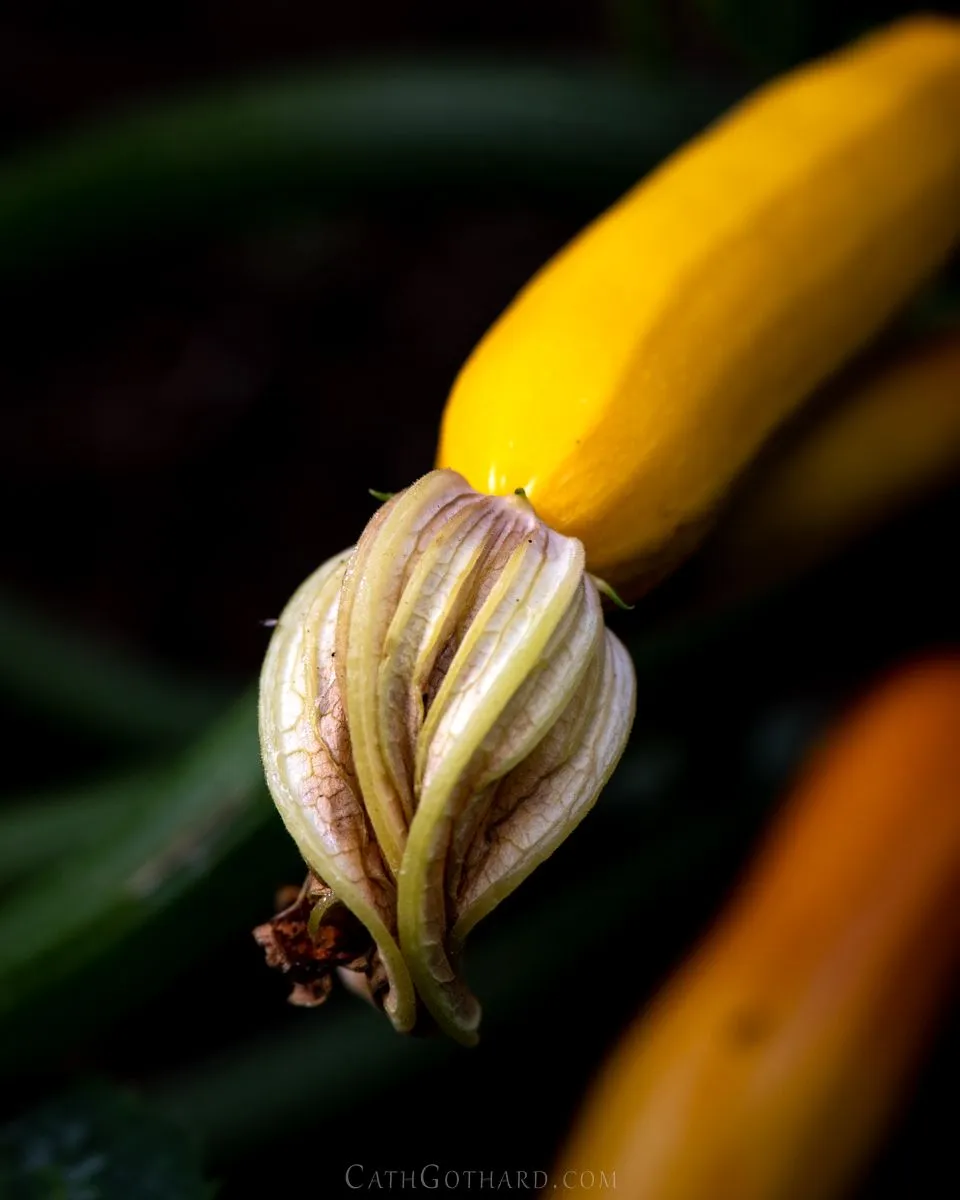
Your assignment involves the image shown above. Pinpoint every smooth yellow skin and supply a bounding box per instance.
[706,329,960,589]
[438,17,960,586]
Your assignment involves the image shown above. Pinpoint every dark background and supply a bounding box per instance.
[1,2,958,1196]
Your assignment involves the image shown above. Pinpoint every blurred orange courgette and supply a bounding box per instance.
[558,658,960,1198]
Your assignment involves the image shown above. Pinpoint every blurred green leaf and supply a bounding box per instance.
[0,1081,211,1200]
[0,690,268,1073]
[0,594,227,747]
[0,63,739,274]
[0,770,157,889]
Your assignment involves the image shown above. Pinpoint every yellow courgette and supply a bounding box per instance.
[438,17,960,588]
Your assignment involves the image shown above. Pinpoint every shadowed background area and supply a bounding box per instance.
[1,2,958,1197]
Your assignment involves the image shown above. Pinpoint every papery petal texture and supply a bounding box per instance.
[258,552,416,1030]
[257,469,636,1040]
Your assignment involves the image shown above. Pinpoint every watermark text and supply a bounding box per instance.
[345,1164,616,1190]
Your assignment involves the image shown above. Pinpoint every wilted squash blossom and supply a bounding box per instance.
[256,470,636,1044]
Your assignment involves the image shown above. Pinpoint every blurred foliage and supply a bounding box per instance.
[0,769,156,892]
[0,594,227,748]
[0,1082,211,1199]
[0,0,957,1196]
[0,64,736,276]
[0,690,286,1077]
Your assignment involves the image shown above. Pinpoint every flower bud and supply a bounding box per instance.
[257,469,635,1043]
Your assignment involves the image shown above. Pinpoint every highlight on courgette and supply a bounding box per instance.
[255,16,960,1042]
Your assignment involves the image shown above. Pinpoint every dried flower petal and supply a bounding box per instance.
[257,469,636,1041]
[258,551,415,1031]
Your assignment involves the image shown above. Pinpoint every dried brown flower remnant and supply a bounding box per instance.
[253,875,376,1008]
[257,470,636,1043]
